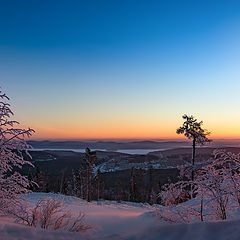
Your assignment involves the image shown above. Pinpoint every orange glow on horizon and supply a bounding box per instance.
[27,124,240,141]
[19,115,240,141]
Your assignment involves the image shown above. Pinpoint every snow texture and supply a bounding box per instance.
[0,192,240,240]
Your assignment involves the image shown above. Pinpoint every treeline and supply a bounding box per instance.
[27,148,178,204]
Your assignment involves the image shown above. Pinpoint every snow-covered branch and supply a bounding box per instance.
[0,89,34,211]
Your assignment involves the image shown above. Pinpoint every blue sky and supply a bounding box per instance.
[1,0,240,139]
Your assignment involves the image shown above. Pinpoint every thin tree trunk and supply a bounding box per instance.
[97,179,100,200]
[191,137,196,181]
[60,171,65,194]
[87,167,91,202]
[200,197,203,221]
[190,137,196,199]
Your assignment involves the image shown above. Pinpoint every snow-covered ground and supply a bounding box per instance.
[1,192,240,240]
[93,158,175,173]
[0,193,157,240]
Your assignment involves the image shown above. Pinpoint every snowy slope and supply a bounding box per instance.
[1,192,240,240]
[24,192,156,239]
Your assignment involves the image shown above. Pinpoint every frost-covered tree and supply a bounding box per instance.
[196,150,240,220]
[160,181,190,206]
[159,149,240,222]
[176,114,211,181]
[196,164,229,220]
[0,89,34,210]
[212,150,240,206]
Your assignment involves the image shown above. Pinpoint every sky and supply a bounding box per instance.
[1,0,240,140]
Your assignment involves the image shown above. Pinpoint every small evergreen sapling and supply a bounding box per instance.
[177,114,211,181]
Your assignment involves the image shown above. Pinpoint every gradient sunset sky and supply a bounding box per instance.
[1,1,240,139]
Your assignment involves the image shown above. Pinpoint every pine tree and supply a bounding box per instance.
[59,170,66,194]
[95,169,104,200]
[84,148,96,202]
[148,165,154,203]
[27,168,34,191]
[130,167,139,202]
[34,165,49,192]
[177,114,211,181]
[116,179,124,202]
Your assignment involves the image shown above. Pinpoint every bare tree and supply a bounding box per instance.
[9,197,92,232]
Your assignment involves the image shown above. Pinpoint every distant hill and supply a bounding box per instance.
[27,140,191,150]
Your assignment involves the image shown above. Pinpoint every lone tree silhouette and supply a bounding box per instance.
[176,114,211,181]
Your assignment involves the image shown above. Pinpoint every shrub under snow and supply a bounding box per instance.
[8,197,92,233]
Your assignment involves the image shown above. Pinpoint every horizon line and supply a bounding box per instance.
[28,138,240,141]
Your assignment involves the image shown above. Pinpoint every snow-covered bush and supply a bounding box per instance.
[9,197,92,232]
[196,162,229,220]
[160,181,190,206]
[157,203,202,223]
[213,150,240,206]
[158,149,240,223]
[0,89,34,211]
